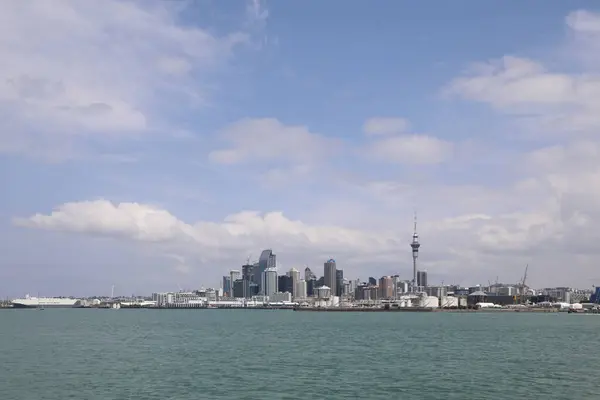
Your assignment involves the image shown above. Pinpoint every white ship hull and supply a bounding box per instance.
[11,296,82,308]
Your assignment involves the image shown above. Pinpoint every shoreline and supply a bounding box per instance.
[293,307,560,313]
[1,306,563,313]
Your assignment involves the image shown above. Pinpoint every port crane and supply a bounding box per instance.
[516,264,529,304]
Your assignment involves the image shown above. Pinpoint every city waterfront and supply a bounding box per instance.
[1,309,598,399]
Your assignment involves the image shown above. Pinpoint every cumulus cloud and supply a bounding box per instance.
[9,6,600,290]
[13,175,600,287]
[445,11,600,136]
[566,9,600,34]
[13,200,399,263]
[436,8,600,273]
[0,0,255,158]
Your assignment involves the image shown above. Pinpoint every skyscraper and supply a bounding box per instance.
[417,270,428,289]
[304,266,315,281]
[289,267,300,298]
[222,276,231,296]
[229,270,241,298]
[262,267,278,298]
[324,259,337,297]
[242,263,254,299]
[335,269,344,297]
[278,274,293,294]
[379,276,394,299]
[255,249,276,294]
[295,279,307,299]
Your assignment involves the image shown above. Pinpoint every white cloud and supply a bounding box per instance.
[13,200,397,261]
[0,1,254,158]
[12,173,600,287]
[209,118,340,165]
[566,10,600,33]
[10,6,600,290]
[446,56,600,114]
[363,117,410,136]
[367,134,453,164]
[445,11,600,136]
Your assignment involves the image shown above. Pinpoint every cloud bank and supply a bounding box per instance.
[6,6,600,291]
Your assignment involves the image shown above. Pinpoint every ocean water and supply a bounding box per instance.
[0,309,597,400]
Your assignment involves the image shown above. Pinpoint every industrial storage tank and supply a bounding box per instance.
[330,296,340,307]
[440,296,459,308]
[316,285,331,299]
[421,296,439,308]
[458,296,468,308]
[316,299,328,308]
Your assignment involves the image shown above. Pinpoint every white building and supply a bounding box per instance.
[270,292,292,302]
[295,279,307,299]
[288,267,300,297]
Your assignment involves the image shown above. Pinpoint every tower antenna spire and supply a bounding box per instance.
[410,210,421,293]
[414,210,417,233]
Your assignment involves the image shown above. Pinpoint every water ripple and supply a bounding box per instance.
[0,310,598,399]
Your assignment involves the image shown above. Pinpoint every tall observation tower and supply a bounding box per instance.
[410,212,421,292]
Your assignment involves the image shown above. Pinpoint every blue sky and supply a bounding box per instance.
[2,0,600,297]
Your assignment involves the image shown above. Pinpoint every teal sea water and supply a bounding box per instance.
[0,310,598,399]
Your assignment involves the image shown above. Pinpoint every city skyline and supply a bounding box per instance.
[2,1,600,297]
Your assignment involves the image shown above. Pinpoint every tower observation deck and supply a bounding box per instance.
[410,213,420,292]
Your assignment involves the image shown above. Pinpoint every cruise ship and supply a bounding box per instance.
[11,294,82,308]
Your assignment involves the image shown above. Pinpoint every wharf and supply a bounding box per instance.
[294,307,561,313]
[294,307,435,312]
[145,306,294,311]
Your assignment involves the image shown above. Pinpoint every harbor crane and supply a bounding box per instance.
[517,264,529,304]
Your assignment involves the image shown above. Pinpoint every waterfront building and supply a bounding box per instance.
[222,276,231,297]
[417,270,428,289]
[468,286,482,294]
[271,292,292,302]
[324,259,337,297]
[205,288,217,302]
[304,266,315,281]
[497,286,516,296]
[233,279,244,298]
[355,284,372,301]
[295,279,307,299]
[306,276,317,297]
[255,249,276,295]
[426,285,447,298]
[229,270,241,297]
[248,282,259,297]
[262,267,278,298]
[370,285,380,300]
[289,267,300,298]
[379,276,394,299]
[342,279,350,297]
[242,263,254,299]
[335,269,344,297]
[317,276,325,287]
[278,275,293,294]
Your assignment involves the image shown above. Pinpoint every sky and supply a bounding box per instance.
[2,0,600,297]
